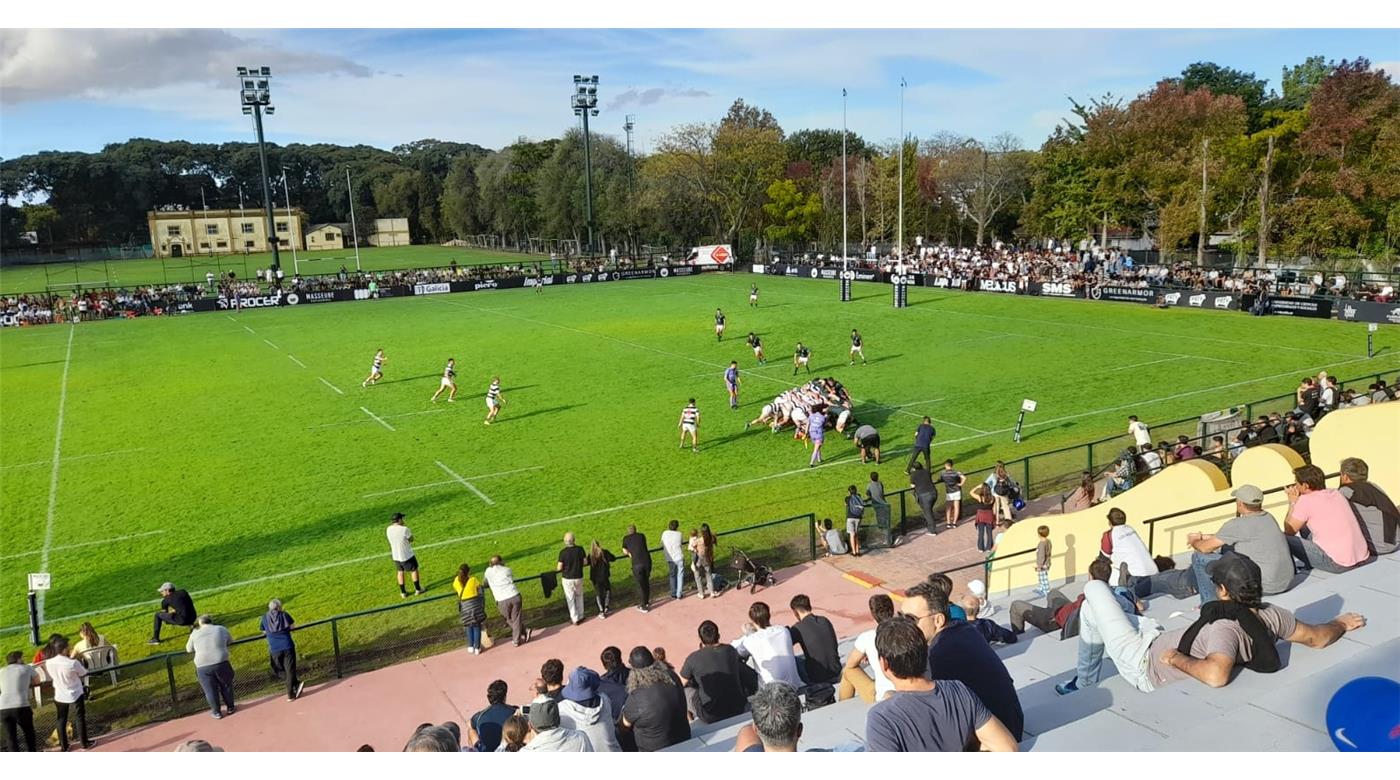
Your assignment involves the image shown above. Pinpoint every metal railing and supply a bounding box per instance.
[1142,471,1340,556]
[22,510,815,745]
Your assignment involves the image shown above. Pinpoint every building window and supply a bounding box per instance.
[279,239,289,247]
[206,224,219,235]
[244,240,255,248]
[324,232,336,242]
[200,242,210,249]
[275,221,289,233]
[241,222,255,234]
[166,225,182,237]
[216,241,228,249]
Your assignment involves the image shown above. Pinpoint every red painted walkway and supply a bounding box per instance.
[93,559,892,752]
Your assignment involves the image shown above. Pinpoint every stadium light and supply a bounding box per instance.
[572,75,600,257]
[237,65,281,272]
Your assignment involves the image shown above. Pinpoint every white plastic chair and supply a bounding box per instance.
[80,644,120,685]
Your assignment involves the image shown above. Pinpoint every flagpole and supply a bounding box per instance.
[842,88,848,276]
[897,77,906,275]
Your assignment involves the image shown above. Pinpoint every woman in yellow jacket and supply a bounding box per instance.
[452,564,487,655]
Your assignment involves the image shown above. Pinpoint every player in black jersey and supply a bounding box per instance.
[714,308,726,341]
[747,332,766,364]
[749,284,759,307]
[792,342,811,376]
[849,329,867,365]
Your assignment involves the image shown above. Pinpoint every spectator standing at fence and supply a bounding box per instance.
[1,650,40,751]
[1284,465,1371,573]
[844,485,866,557]
[1339,457,1399,556]
[44,636,93,751]
[1128,415,1152,450]
[484,555,529,646]
[986,462,1018,521]
[186,615,235,720]
[467,680,517,752]
[909,417,936,471]
[557,532,587,625]
[970,484,997,552]
[940,460,966,531]
[621,524,653,612]
[386,513,424,598]
[661,520,686,600]
[866,471,891,537]
[680,620,751,724]
[864,617,1018,752]
[689,525,717,599]
[839,594,897,704]
[588,541,618,617]
[909,463,939,535]
[260,599,305,700]
[453,564,488,654]
[149,581,197,645]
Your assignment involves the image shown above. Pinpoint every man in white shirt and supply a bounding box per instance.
[1139,443,1164,475]
[731,601,802,688]
[44,636,92,750]
[485,554,529,646]
[1,650,41,751]
[387,512,424,598]
[1103,507,1158,590]
[1127,415,1152,450]
[839,594,896,703]
[661,520,686,600]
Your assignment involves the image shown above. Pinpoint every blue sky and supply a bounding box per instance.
[1,28,1396,159]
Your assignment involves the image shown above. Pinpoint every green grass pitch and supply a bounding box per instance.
[0,245,536,295]
[2,272,1397,655]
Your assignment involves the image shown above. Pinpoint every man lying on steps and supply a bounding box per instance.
[1055,553,1365,695]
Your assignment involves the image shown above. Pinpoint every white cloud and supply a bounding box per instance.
[0,29,370,104]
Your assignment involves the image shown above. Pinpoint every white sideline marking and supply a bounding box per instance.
[435,460,495,505]
[287,354,307,368]
[242,325,255,334]
[1,447,146,471]
[1146,351,1244,366]
[37,325,75,623]
[433,297,990,433]
[1110,356,1186,372]
[362,465,545,498]
[0,530,167,562]
[263,339,280,350]
[319,377,345,395]
[225,315,237,322]
[309,409,444,430]
[886,398,946,408]
[360,406,396,431]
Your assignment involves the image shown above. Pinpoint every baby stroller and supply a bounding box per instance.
[731,548,777,593]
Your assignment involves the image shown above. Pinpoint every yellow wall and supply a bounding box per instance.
[148,210,305,257]
[988,402,1400,594]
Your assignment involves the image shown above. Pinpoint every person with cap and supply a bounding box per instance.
[1284,464,1373,573]
[386,512,424,598]
[619,647,691,752]
[1187,484,1295,604]
[259,598,304,701]
[149,582,197,644]
[557,667,621,752]
[522,697,592,752]
[186,615,236,719]
[1055,554,1366,695]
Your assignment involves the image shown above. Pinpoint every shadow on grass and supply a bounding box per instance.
[493,403,586,424]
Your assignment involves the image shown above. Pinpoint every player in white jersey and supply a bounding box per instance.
[745,402,778,431]
[484,376,505,424]
[430,358,458,402]
[362,349,386,387]
[678,398,701,452]
[849,329,867,365]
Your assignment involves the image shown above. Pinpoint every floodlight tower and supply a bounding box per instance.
[572,75,600,255]
[237,66,281,271]
[624,114,636,157]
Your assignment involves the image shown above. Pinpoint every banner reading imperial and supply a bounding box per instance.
[1338,299,1400,325]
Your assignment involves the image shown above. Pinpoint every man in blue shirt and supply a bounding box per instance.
[725,362,740,409]
[899,581,1023,741]
[260,599,304,701]
[908,417,935,472]
[468,679,518,752]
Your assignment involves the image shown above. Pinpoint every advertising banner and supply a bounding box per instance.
[1158,290,1238,311]
[1087,285,1156,304]
[1029,281,1079,298]
[1338,300,1400,326]
[1240,294,1334,319]
[412,282,451,296]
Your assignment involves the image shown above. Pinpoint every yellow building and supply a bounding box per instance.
[368,217,410,247]
[147,209,306,258]
[305,223,346,251]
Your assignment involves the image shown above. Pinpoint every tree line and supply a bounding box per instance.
[2,56,1395,263]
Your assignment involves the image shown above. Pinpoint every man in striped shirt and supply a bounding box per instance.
[679,399,700,453]
[430,358,458,402]
[484,376,505,425]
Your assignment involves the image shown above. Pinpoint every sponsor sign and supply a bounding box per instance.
[472,279,499,291]
[1032,281,1078,298]
[1,313,20,327]
[977,278,1021,294]
[662,265,698,277]
[852,269,880,282]
[923,276,967,290]
[1249,295,1334,319]
[710,245,731,264]
[615,268,657,280]
[296,290,341,304]
[1338,300,1400,325]
[412,282,451,296]
[750,264,765,274]
[1088,285,1156,304]
[1159,290,1238,311]
[217,291,284,309]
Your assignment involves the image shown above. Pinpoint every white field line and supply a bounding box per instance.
[1145,351,1244,366]
[0,530,167,562]
[668,276,1360,360]
[1110,356,1187,372]
[37,325,75,623]
[2,447,146,471]
[433,297,989,433]
[287,354,307,368]
[360,406,396,431]
[434,460,495,506]
[309,409,444,430]
[242,325,255,334]
[0,445,916,633]
[225,315,237,322]
[361,465,545,498]
[318,377,345,395]
[262,339,280,350]
[886,398,946,408]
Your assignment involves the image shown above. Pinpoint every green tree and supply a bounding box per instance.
[762,178,822,246]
